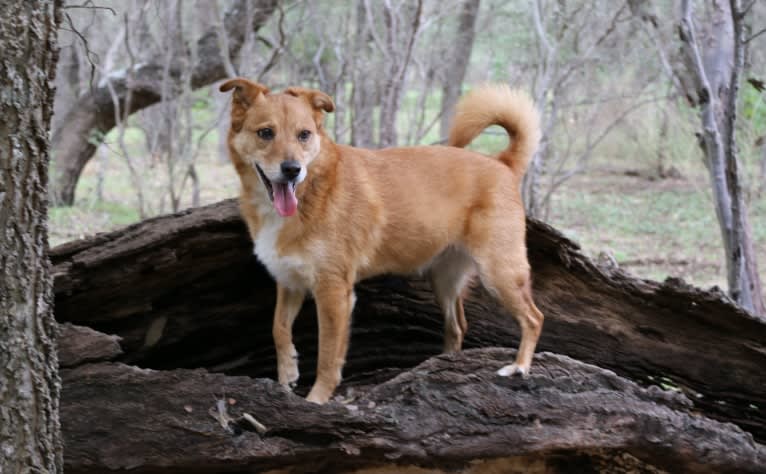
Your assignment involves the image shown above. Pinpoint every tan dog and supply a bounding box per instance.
[220,79,544,403]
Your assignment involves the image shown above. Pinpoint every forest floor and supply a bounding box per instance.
[49,152,766,299]
[548,167,766,291]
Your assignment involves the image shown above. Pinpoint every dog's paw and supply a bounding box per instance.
[306,386,332,404]
[496,363,529,378]
[279,366,299,389]
[278,360,300,390]
[277,345,300,389]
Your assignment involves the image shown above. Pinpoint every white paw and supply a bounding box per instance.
[497,363,528,377]
[279,363,299,388]
[306,387,331,404]
[278,348,300,389]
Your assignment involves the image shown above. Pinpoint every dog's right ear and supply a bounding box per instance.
[285,87,335,127]
[220,78,270,132]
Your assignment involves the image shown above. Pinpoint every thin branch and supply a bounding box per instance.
[214,1,238,78]
[63,1,116,15]
[62,12,99,89]
[256,2,286,82]
[741,0,756,17]
[532,0,554,54]
[745,27,766,44]
[363,0,392,62]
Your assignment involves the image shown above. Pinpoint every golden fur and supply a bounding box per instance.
[220,78,544,403]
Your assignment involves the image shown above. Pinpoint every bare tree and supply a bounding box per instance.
[0,1,62,472]
[50,0,279,206]
[94,1,230,217]
[282,0,457,149]
[102,2,149,217]
[372,0,424,147]
[350,0,379,147]
[439,0,480,139]
[676,0,764,315]
[141,0,203,214]
[522,0,657,219]
[302,1,353,143]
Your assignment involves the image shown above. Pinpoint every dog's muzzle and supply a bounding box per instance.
[254,163,299,217]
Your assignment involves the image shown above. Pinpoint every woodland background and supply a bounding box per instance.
[3,1,766,472]
[50,0,766,302]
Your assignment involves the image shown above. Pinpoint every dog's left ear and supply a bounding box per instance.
[285,87,335,126]
[220,78,270,108]
[220,78,270,132]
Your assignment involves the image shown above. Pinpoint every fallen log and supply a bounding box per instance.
[51,198,766,444]
[57,322,122,368]
[61,349,765,474]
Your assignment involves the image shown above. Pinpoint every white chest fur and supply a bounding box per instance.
[254,214,316,291]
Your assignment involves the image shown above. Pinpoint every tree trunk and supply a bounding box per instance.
[49,0,278,206]
[0,1,62,472]
[377,0,423,148]
[725,0,764,314]
[50,199,766,444]
[677,0,765,315]
[350,0,377,148]
[522,0,558,218]
[438,0,480,140]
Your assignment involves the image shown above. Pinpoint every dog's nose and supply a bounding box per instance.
[280,160,302,180]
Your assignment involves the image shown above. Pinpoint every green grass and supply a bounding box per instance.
[549,170,766,290]
[49,201,140,246]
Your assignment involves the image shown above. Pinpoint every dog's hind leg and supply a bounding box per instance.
[429,248,475,353]
[472,247,544,376]
[273,284,305,389]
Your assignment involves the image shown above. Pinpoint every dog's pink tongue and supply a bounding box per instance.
[273,182,298,217]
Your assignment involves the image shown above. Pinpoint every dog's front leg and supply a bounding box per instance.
[306,280,355,404]
[273,284,305,389]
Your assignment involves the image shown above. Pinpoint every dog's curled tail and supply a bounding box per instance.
[448,84,541,177]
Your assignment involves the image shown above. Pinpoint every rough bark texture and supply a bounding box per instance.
[60,349,765,474]
[49,0,278,206]
[51,199,766,449]
[0,1,62,472]
[438,0,480,140]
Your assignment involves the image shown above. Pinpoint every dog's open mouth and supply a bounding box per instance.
[255,163,298,217]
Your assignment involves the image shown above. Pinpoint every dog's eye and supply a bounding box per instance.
[297,129,312,142]
[257,128,274,140]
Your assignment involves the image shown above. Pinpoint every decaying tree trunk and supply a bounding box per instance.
[60,347,765,474]
[50,0,278,206]
[52,199,766,472]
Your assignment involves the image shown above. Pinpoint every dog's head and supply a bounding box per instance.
[220,78,335,217]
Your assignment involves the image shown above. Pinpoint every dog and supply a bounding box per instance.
[220,79,544,403]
